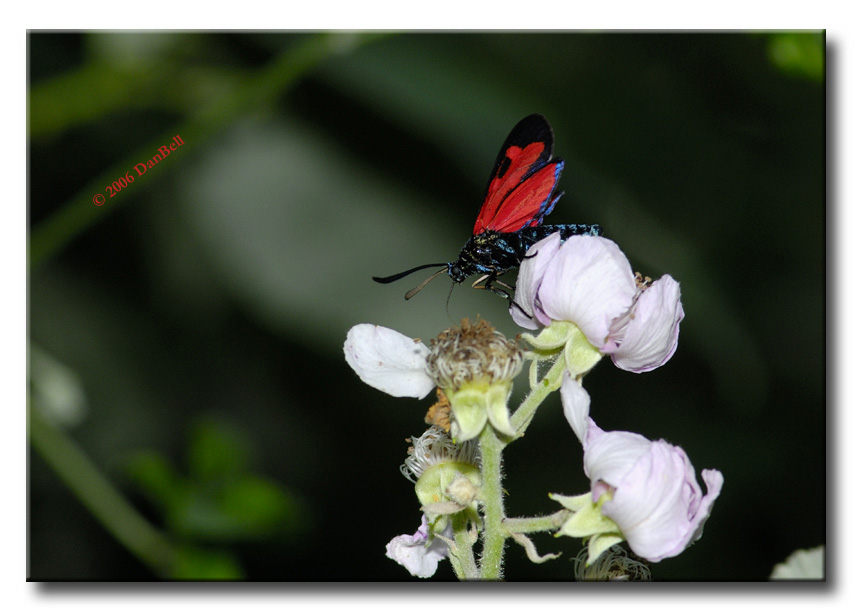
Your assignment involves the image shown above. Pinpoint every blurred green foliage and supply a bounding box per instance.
[765,32,824,81]
[28,31,825,581]
[126,420,304,542]
[123,421,305,578]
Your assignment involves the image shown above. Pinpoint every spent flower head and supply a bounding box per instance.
[401,425,479,483]
[425,318,524,392]
[397,427,481,556]
[574,544,652,581]
[425,318,523,442]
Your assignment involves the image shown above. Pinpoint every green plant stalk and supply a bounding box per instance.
[28,402,177,577]
[448,512,480,580]
[477,423,507,580]
[472,353,568,579]
[503,510,571,535]
[510,352,567,437]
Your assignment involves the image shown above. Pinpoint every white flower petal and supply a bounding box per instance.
[560,374,591,443]
[770,546,825,580]
[344,324,434,399]
[583,421,653,489]
[610,275,684,372]
[385,515,449,578]
[510,232,562,329]
[538,236,637,348]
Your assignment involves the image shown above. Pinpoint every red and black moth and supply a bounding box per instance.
[373,114,601,300]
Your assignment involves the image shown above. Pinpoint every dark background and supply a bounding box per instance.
[28,31,825,581]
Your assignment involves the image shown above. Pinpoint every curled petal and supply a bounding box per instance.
[510,232,562,329]
[385,515,450,578]
[537,236,637,348]
[608,275,684,373]
[560,374,591,443]
[344,324,434,399]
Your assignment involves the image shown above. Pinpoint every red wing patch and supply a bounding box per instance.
[472,114,563,235]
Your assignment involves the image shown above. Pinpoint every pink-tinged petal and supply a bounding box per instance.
[385,515,449,578]
[584,428,724,563]
[537,237,637,348]
[690,469,724,546]
[344,324,434,399]
[601,443,693,560]
[510,232,562,329]
[583,421,654,501]
[560,374,591,443]
[609,275,685,373]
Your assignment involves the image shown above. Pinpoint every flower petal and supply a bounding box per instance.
[770,546,825,580]
[583,420,654,498]
[609,275,684,372]
[537,236,637,348]
[560,374,591,443]
[344,324,434,399]
[588,433,724,563]
[510,232,562,329]
[385,515,449,578]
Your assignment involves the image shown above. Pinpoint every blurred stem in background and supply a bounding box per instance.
[27,31,387,579]
[28,401,178,577]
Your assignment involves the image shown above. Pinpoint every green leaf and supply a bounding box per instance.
[188,421,249,481]
[170,545,245,580]
[124,450,181,509]
[767,32,824,82]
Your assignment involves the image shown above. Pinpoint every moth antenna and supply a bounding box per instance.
[445,280,456,316]
[373,263,447,284]
[404,267,449,300]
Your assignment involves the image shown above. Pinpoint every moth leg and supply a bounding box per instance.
[492,277,516,292]
[471,274,509,299]
[472,274,532,318]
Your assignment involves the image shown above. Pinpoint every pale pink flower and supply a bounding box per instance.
[511,234,684,373]
[562,375,723,563]
[385,514,452,578]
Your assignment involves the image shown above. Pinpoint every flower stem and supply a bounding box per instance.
[28,402,178,577]
[503,510,571,535]
[510,353,567,437]
[478,423,507,579]
[448,513,480,579]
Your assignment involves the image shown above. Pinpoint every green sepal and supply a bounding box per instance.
[445,381,515,442]
[561,323,603,378]
[415,461,482,509]
[550,491,625,565]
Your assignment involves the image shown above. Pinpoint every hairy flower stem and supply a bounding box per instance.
[510,352,567,437]
[474,352,568,579]
[448,513,480,579]
[478,423,507,579]
[503,510,572,534]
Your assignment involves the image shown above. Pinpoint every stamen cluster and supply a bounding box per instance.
[401,426,480,483]
[425,318,523,391]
